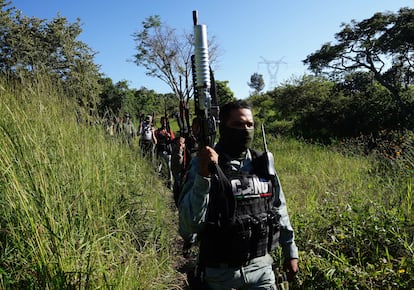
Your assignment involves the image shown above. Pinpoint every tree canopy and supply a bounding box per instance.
[132,14,220,102]
[303,7,414,123]
[0,0,101,107]
[247,72,265,94]
[215,80,235,106]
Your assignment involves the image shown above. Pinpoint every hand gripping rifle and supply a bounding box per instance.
[192,10,219,148]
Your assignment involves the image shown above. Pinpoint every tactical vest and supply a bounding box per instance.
[199,149,281,268]
[156,129,171,153]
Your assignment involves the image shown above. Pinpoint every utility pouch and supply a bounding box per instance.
[267,209,281,252]
[229,215,252,263]
[251,213,269,258]
[251,151,269,179]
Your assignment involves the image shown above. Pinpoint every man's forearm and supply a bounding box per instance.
[178,161,211,234]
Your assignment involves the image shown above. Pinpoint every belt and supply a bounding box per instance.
[204,261,247,269]
[203,254,271,269]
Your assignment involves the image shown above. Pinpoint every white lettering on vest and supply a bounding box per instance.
[230,176,271,198]
[231,179,242,195]
[253,177,269,194]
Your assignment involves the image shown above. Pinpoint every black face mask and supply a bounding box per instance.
[219,126,254,158]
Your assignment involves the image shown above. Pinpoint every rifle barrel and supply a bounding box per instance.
[261,124,268,152]
[193,10,198,25]
[192,10,217,148]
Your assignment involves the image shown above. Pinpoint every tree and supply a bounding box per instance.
[132,15,220,102]
[247,72,265,94]
[132,87,160,117]
[215,80,235,106]
[98,77,119,115]
[303,7,414,123]
[0,1,101,107]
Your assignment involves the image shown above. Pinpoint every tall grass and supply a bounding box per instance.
[1,75,413,289]
[264,137,414,289]
[0,77,179,289]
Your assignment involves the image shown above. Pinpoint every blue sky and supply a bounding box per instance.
[11,0,414,98]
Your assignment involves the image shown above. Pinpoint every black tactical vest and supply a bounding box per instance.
[156,129,171,153]
[199,149,281,267]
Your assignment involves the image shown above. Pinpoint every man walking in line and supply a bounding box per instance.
[178,100,299,290]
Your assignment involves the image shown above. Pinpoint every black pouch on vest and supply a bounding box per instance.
[250,213,270,258]
[228,215,252,263]
[267,209,281,252]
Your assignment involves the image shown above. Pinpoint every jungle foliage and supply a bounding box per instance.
[251,73,413,140]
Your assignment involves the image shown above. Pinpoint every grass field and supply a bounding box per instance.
[0,77,412,289]
[261,135,413,289]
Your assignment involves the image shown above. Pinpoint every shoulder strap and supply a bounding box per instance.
[207,148,236,226]
[248,148,261,161]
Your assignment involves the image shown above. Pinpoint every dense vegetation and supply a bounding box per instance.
[0,0,101,109]
[260,137,413,289]
[0,76,183,289]
[1,77,412,289]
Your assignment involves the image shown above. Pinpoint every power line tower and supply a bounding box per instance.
[258,56,287,89]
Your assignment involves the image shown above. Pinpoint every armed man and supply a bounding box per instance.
[177,11,298,289]
[122,113,136,146]
[138,114,157,159]
[155,116,175,189]
[177,100,299,290]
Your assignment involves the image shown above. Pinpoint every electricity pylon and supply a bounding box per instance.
[258,56,287,89]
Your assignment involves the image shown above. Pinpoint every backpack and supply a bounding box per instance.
[141,122,152,141]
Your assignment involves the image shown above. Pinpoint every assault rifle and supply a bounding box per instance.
[164,98,171,134]
[176,98,188,137]
[138,112,143,129]
[176,75,191,138]
[151,111,156,128]
[192,10,235,222]
[174,76,192,176]
[192,10,219,148]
